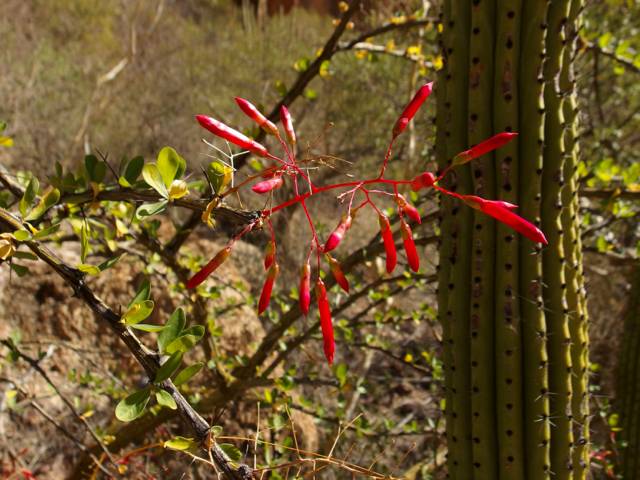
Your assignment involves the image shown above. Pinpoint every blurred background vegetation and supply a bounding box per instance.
[0,0,639,478]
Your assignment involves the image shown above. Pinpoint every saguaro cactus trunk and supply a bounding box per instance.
[436,1,589,479]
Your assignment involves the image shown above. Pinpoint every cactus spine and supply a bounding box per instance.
[436,1,588,478]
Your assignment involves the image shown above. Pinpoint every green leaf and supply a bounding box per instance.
[157,147,185,187]
[135,200,168,220]
[207,160,233,194]
[10,263,28,276]
[164,436,197,451]
[77,264,101,275]
[80,220,90,263]
[84,155,106,183]
[274,79,288,97]
[129,279,151,307]
[155,389,177,410]
[33,223,61,240]
[129,323,165,333]
[157,308,186,353]
[335,363,348,387]
[154,351,183,383]
[20,177,39,218]
[303,88,318,101]
[142,164,169,198]
[12,251,37,261]
[97,254,125,272]
[13,229,31,241]
[118,156,144,188]
[115,388,150,422]
[293,57,311,72]
[25,187,60,221]
[122,300,155,325]
[219,443,242,462]
[173,362,204,386]
[165,325,205,354]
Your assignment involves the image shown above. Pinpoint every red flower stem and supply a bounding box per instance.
[435,165,453,183]
[264,177,414,216]
[221,166,278,198]
[361,188,384,217]
[393,183,403,218]
[266,152,313,187]
[377,137,396,179]
[280,134,321,264]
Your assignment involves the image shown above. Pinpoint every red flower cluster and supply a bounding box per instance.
[186,85,547,365]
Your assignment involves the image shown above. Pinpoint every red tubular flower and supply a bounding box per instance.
[453,132,518,165]
[235,97,279,135]
[252,176,283,194]
[410,172,436,192]
[258,263,279,315]
[460,195,548,244]
[196,114,268,157]
[299,263,311,315]
[400,219,420,272]
[280,105,297,145]
[316,278,335,365]
[264,240,276,270]
[396,195,421,224]
[186,246,232,289]
[392,82,434,138]
[323,214,352,253]
[326,254,349,293]
[378,214,397,274]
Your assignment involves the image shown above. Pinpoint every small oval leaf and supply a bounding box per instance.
[173,362,204,387]
[115,388,150,422]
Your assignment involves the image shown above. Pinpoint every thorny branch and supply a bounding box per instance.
[0,207,253,480]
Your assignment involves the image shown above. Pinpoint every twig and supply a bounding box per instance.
[1,340,118,466]
[0,207,251,480]
[586,41,640,75]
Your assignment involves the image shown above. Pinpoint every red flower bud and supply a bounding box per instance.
[396,195,421,224]
[453,132,518,165]
[378,214,397,274]
[258,263,279,314]
[264,240,276,270]
[235,97,278,135]
[196,115,268,157]
[460,195,547,244]
[280,105,297,145]
[326,254,349,293]
[392,82,434,138]
[410,172,436,192]
[323,214,352,253]
[252,176,283,194]
[299,263,311,315]
[186,246,232,289]
[316,278,334,365]
[400,220,420,272]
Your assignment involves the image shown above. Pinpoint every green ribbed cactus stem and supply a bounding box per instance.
[493,0,525,478]
[542,1,574,478]
[435,5,456,473]
[441,1,473,477]
[560,0,589,476]
[467,1,498,479]
[617,265,640,478]
[519,1,551,478]
[437,1,589,478]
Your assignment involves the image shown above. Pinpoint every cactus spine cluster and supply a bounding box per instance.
[436,1,588,478]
